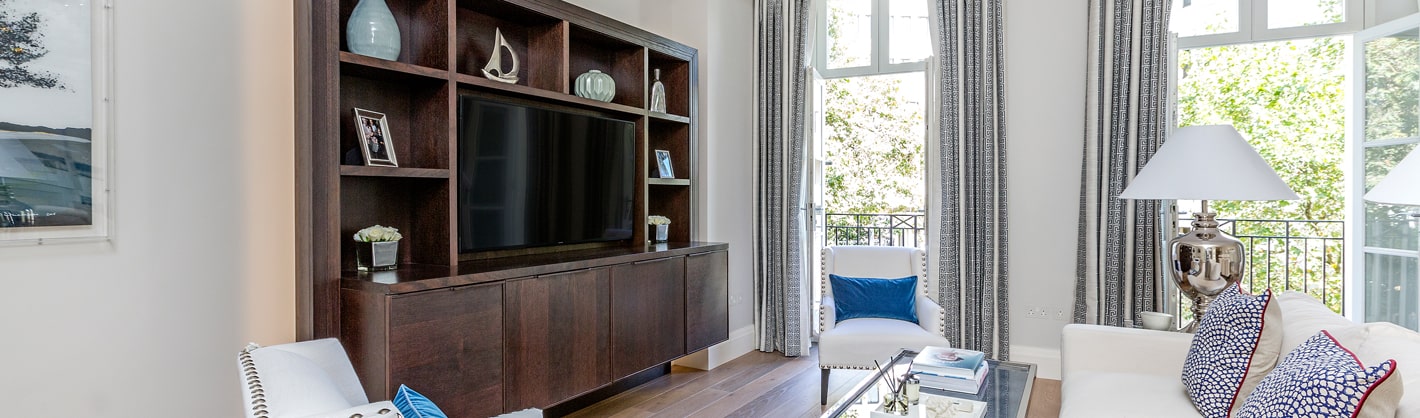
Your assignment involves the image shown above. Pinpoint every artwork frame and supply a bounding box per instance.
[0,0,115,245]
[354,108,399,167]
[655,149,674,178]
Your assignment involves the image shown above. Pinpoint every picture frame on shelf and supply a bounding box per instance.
[354,108,398,167]
[655,149,674,178]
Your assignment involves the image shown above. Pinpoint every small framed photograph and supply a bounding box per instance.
[354,108,398,167]
[655,149,674,178]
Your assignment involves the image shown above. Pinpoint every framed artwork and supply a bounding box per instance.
[655,149,674,178]
[0,0,113,245]
[354,108,398,167]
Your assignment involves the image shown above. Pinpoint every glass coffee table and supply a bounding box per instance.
[822,349,1037,418]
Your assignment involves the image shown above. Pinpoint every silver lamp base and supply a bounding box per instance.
[1169,212,1245,332]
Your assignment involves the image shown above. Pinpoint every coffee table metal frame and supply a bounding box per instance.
[821,349,1037,418]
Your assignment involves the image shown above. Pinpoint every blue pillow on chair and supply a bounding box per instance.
[393,384,448,418]
[829,274,918,323]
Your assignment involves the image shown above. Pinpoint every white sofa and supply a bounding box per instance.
[1060,291,1420,418]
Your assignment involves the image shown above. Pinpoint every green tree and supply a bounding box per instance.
[1177,37,1347,312]
[0,0,63,89]
[823,74,925,215]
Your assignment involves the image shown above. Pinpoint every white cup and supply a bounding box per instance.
[1139,311,1174,331]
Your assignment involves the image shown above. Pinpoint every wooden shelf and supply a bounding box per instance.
[340,165,451,178]
[456,72,646,117]
[649,111,690,124]
[339,51,448,82]
[647,178,690,186]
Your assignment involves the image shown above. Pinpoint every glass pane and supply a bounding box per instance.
[1171,0,1239,37]
[1267,0,1344,29]
[1365,143,1418,192]
[1364,253,1420,330]
[1365,29,1420,142]
[888,0,930,64]
[827,0,873,69]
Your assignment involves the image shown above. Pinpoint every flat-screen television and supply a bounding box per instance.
[457,95,636,252]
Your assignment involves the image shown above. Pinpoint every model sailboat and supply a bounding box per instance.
[482,28,520,84]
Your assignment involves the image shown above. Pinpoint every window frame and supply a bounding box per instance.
[1178,0,1363,49]
[814,0,928,79]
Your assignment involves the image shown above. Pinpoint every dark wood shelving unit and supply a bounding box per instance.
[298,0,708,416]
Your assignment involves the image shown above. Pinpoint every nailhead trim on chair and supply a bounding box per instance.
[821,364,877,370]
[240,343,269,418]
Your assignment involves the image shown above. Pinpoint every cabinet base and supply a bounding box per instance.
[543,363,672,417]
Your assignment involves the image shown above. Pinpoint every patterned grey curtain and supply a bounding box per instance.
[754,0,813,357]
[926,0,1009,360]
[1075,0,1173,327]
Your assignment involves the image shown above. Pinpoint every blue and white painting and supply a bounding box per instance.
[0,0,93,229]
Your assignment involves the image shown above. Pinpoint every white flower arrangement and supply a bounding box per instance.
[647,215,671,225]
[353,225,403,242]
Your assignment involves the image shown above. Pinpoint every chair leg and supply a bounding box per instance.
[821,368,831,405]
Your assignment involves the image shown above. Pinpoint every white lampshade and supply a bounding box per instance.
[1118,125,1299,201]
[1365,146,1420,206]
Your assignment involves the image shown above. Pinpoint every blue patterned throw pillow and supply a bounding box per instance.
[828,274,918,323]
[1237,330,1401,418]
[393,384,448,418]
[1182,285,1283,418]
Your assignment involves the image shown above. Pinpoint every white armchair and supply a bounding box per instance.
[238,338,401,418]
[818,245,951,404]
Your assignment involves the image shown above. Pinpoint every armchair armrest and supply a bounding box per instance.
[820,297,837,333]
[1061,324,1193,380]
[296,401,401,418]
[916,295,945,337]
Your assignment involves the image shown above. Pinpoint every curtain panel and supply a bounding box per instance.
[1075,0,1173,327]
[754,0,813,357]
[926,0,1010,360]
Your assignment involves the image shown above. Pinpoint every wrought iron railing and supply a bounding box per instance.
[1175,217,1346,319]
[823,212,926,248]
[821,213,1345,317]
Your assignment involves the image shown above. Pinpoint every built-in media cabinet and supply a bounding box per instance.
[294,0,720,416]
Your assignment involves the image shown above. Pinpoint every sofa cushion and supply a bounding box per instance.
[1237,330,1401,418]
[818,317,950,368]
[1338,322,1420,417]
[1275,291,1355,354]
[1182,286,1283,418]
[1061,371,1202,418]
[829,274,918,323]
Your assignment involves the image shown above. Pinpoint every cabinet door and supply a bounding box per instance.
[686,251,730,352]
[503,268,612,410]
[387,284,503,418]
[610,257,686,378]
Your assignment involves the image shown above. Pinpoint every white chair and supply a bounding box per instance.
[818,245,950,404]
[238,338,401,418]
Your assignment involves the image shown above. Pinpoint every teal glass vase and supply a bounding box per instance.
[347,0,401,61]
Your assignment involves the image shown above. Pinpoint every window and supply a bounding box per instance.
[1173,0,1362,48]
[815,0,930,78]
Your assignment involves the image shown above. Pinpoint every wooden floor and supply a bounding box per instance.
[567,347,1062,418]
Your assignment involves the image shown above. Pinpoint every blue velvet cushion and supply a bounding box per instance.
[393,384,448,418]
[829,274,918,323]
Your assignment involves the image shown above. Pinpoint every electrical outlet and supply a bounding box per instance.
[1054,309,1067,321]
[729,295,743,306]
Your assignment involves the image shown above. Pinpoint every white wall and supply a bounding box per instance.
[0,0,295,416]
[1004,0,1089,378]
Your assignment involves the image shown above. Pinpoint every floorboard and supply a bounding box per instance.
[567,346,1063,418]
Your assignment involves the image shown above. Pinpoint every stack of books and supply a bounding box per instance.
[911,346,989,394]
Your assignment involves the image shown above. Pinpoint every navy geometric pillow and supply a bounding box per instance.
[1237,330,1400,418]
[1181,285,1283,418]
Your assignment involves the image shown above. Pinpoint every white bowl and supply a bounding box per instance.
[1139,311,1174,331]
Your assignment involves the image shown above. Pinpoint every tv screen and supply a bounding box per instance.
[457,96,636,252]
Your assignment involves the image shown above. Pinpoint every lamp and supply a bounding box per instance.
[1118,125,1299,331]
[1364,147,1420,207]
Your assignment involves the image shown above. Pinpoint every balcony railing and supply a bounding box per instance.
[823,212,926,248]
[822,212,1346,317]
[1177,217,1346,318]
